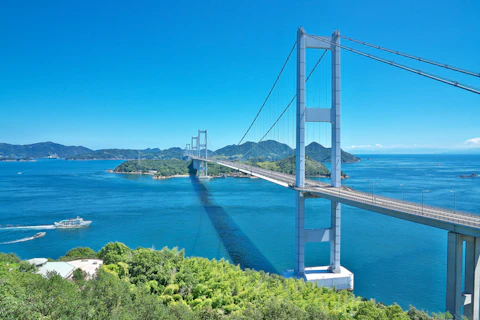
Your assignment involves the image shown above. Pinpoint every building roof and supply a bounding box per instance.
[67,259,103,279]
[27,258,48,267]
[37,262,75,279]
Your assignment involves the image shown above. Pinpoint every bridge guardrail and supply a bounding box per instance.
[191,156,480,229]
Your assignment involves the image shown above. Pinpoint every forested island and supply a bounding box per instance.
[113,156,347,179]
[113,159,234,178]
[0,242,450,319]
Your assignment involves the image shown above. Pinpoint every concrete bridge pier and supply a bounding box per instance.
[447,232,480,319]
[192,159,199,174]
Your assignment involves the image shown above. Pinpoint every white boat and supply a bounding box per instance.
[33,232,46,238]
[54,216,92,229]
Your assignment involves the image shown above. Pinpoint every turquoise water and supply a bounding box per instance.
[1,155,480,313]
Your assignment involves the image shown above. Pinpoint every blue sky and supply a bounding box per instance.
[1,0,479,153]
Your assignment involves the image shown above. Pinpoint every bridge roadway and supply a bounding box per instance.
[192,156,480,238]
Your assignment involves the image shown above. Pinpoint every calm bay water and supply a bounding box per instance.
[1,155,480,313]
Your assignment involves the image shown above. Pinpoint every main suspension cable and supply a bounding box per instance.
[241,50,328,159]
[309,34,480,95]
[340,35,480,78]
[238,40,297,145]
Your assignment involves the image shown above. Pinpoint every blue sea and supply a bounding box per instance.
[1,155,480,313]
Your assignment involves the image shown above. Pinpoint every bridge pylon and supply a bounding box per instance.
[191,136,198,171]
[283,27,353,291]
[197,130,208,178]
[189,131,209,177]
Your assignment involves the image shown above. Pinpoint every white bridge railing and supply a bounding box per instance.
[191,156,480,230]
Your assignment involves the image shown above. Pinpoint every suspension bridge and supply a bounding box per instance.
[185,27,480,319]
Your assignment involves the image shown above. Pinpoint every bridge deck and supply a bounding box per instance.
[192,157,480,237]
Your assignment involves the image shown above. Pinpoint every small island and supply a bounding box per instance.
[112,156,348,180]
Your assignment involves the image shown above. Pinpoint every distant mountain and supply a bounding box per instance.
[250,155,348,177]
[0,141,360,163]
[215,140,294,161]
[69,149,159,160]
[251,155,330,176]
[213,140,360,163]
[68,147,186,160]
[0,142,92,159]
[306,142,360,163]
[157,147,185,160]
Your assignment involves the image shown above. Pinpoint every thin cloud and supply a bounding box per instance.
[347,144,382,149]
[464,138,480,145]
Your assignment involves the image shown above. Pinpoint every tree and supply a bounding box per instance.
[72,268,87,282]
[58,247,97,261]
[98,242,132,264]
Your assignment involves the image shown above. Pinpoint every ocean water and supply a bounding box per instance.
[1,155,480,313]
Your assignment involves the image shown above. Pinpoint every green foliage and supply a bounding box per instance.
[17,261,37,273]
[0,243,442,319]
[0,252,20,264]
[72,268,87,282]
[97,242,132,264]
[214,140,360,163]
[249,155,331,176]
[306,141,360,163]
[203,163,233,176]
[115,159,193,176]
[58,246,98,261]
[115,159,233,177]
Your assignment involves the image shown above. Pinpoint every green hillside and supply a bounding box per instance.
[215,140,293,161]
[251,155,330,176]
[114,159,233,177]
[214,140,360,163]
[306,142,360,163]
[0,244,448,319]
[114,159,193,175]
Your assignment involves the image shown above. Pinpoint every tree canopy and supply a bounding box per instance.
[0,243,451,319]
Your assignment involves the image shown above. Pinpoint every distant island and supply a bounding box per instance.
[0,157,35,162]
[0,141,360,164]
[113,155,348,180]
[0,142,90,160]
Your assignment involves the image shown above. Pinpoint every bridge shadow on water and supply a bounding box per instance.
[190,176,276,273]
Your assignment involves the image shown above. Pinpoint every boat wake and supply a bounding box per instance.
[0,225,56,231]
[0,236,35,245]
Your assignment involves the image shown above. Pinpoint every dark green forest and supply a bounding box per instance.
[0,243,451,319]
[114,160,233,177]
[113,157,343,178]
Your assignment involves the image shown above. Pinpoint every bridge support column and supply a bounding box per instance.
[295,191,306,277]
[330,201,341,273]
[446,232,480,320]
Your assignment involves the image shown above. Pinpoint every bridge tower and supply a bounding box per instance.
[197,130,208,177]
[191,136,198,172]
[287,27,353,290]
[184,143,190,160]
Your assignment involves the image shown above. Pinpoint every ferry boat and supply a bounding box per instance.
[54,216,92,229]
[33,232,46,238]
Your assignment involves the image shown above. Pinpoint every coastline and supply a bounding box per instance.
[108,170,349,180]
[108,170,258,180]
